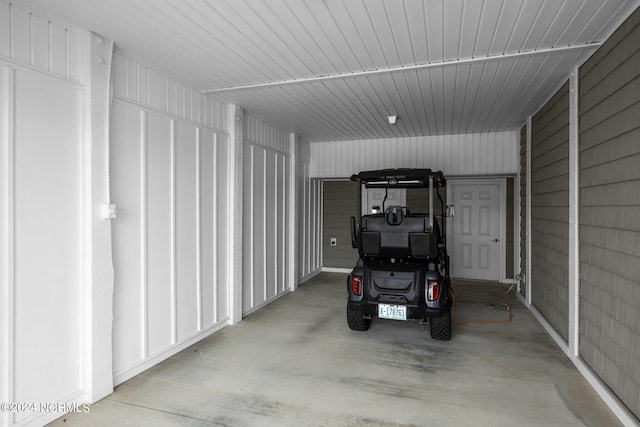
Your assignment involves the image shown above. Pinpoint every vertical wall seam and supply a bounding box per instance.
[319,180,323,269]
[312,180,317,271]
[135,62,140,105]
[195,127,202,332]
[280,155,286,293]
[47,20,52,73]
[8,4,14,60]
[248,145,254,309]
[273,154,278,296]
[64,28,69,79]
[526,117,532,306]
[140,109,148,358]
[28,12,33,66]
[304,166,309,275]
[170,119,177,344]
[262,150,267,301]
[274,154,279,296]
[212,133,218,323]
[310,170,314,273]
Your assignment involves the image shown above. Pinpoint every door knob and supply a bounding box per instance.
[491,238,499,242]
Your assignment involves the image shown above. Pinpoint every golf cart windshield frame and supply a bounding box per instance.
[350,168,446,189]
[351,168,446,233]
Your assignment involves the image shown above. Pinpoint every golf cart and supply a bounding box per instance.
[347,168,452,340]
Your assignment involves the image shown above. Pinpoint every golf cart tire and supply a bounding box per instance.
[347,305,371,331]
[430,311,452,341]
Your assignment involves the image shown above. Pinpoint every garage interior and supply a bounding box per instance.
[1,1,639,426]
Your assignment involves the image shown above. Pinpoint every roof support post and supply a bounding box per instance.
[288,132,299,292]
[227,104,244,324]
[568,67,580,358]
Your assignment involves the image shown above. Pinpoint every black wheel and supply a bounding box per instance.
[430,310,451,341]
[347,304,371,331]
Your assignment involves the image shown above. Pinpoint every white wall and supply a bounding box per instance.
[109,51,232,385]
[297,141,323,281]
[0,3,98,426]
[0,3,305,425]
[310,131,519,178]
[242,115,292,314]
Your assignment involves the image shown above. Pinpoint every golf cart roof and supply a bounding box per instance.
[350,168,446,189]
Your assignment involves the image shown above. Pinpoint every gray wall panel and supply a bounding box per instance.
[322,181,359,269]
[579,8,640,420]
[530,82,570,340]
[506,177,514,279]
[519,126,527,297]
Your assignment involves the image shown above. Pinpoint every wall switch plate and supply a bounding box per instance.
[330,237,337,246]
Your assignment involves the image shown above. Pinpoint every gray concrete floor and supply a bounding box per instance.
[51,273,621,427]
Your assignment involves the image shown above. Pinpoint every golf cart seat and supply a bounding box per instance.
[360,207,434,258]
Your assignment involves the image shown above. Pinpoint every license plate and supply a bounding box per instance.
[378,303,407,321]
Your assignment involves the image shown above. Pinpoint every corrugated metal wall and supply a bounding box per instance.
[310,132,518,178]
[0,3,87,425]
[530,82,570,341]
[578,8,640,420]
[110,52,231,384]
[242,115,292,314]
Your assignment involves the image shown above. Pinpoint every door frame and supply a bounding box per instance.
[446,178,507,282]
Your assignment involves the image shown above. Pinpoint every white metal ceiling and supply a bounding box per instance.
[14,0,640,142]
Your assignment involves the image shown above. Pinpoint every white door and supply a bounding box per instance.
[450,181,503,281]
[362,188,406,215]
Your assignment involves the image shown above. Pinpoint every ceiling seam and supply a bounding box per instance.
[202,43,602,94]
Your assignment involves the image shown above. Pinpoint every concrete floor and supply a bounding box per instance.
[51,273,620,427]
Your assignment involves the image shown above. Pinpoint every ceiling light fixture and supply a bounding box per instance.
[387,114,398,125]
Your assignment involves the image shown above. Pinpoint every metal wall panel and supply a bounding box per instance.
[112,51,229,132]
[309,131,518,178]
[175,121,199,341]
[146,111,173,355]
[578,8,640,420]
[241,115,292,314]
[215,134,230,322]
[1,6,86,423]
[0,6,87,425]
[111,101,145,373]
[8,67,84,426]
[297,141,323,281]
[0,2,84,80]
[110,55,231,384]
